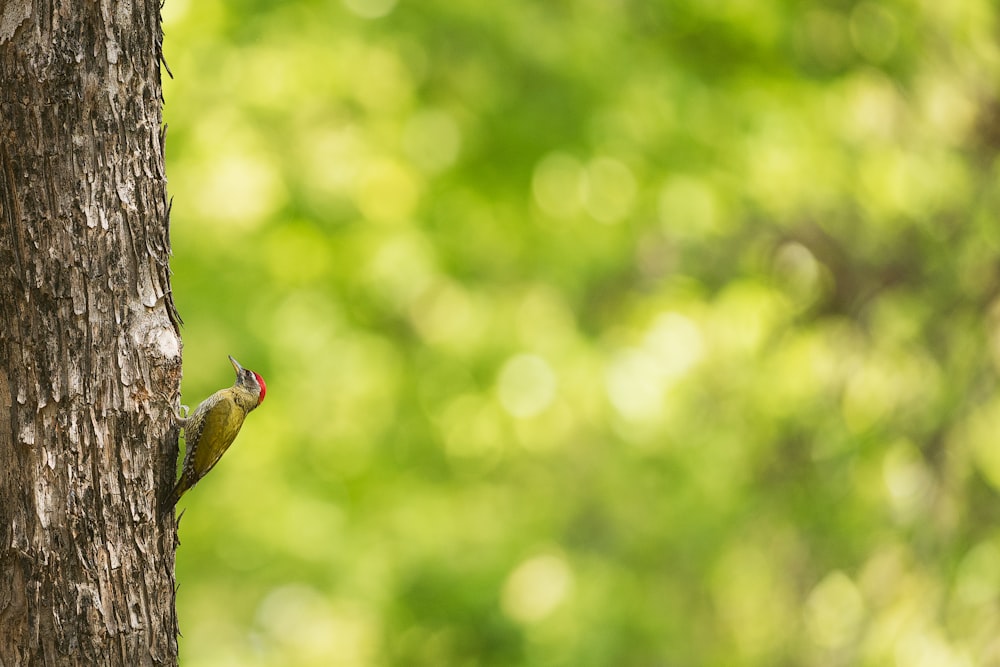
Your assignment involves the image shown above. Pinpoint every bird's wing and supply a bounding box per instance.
[190,395,245,478]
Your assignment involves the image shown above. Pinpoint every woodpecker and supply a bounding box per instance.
[164,355,266,510]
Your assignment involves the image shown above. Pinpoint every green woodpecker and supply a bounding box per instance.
[165,355,266,509]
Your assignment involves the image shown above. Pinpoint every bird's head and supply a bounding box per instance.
[230,355,267,406]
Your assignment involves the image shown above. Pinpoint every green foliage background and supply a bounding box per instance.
[163,0,1000,664]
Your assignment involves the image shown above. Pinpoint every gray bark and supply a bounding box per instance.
[0,1,181,664]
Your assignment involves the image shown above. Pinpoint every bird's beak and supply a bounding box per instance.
[228,355,243,374]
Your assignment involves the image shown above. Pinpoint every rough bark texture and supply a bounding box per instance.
[0,1,181,665]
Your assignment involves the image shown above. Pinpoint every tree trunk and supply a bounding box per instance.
[0,2,181,665]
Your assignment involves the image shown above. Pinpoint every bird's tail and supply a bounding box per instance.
[160,479,188,517]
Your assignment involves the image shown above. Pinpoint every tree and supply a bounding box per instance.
[0,2,180,664]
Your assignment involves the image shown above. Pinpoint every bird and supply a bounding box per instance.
[164,355,266,511]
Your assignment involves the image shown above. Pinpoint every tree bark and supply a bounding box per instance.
[0,1,181,665]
